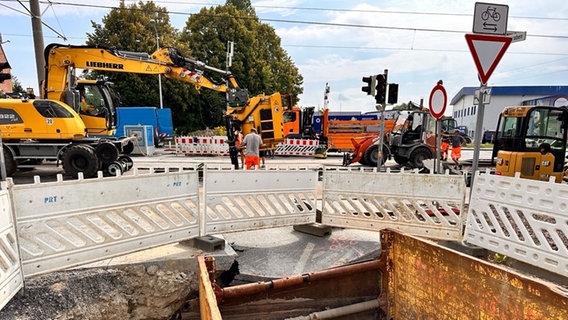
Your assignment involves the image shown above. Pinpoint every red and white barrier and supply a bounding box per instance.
[176,136,322,157]
[274,138,321,156]
[176,136,229,155]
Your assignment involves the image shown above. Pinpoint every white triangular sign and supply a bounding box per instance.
[465,34,512,85]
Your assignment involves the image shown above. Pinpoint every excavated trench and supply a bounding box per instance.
[0,262,199,320]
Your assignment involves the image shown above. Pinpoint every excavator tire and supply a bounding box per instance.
[363,144,387,167]
[118,155,134,171]
[62,144,100,178]
[107,161,127,176]
[409,147,433,168]
[2,146,16,176]
[95,142,119,169]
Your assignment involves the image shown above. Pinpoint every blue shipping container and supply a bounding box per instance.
[115,107,174,142]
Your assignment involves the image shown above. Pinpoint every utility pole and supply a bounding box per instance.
[30,0,45,93]
[150,19,163,109]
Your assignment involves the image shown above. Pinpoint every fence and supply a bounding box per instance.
[175,136,321,157]
[0,167,566,310]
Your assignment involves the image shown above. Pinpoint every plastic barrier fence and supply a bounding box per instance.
[0,189,23,311]
[175,136,321,157]
[465,171,568,278]
[321,168,466,241]
[203,167,318,235]
[176,136,229,156]
[9,169,200,277]
[274,138,321,156]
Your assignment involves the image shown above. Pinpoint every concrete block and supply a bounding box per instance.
[293,223,332,237]
[185,235,226,252]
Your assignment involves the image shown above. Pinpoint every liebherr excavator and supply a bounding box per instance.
[42,43,287,169]
[0,43,286,178]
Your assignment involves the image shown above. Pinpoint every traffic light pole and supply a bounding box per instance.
[377,69,388,172]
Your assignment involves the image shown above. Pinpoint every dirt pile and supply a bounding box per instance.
[0,264,198,320]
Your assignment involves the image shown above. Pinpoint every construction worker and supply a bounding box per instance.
[234,129,245,169]
[450,129,466,169]
[241,127,263,170]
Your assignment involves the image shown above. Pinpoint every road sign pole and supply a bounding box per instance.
[470,83,486,197]
[436,120,441,174]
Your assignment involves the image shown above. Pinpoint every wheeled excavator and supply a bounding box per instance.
[42,43,287,169]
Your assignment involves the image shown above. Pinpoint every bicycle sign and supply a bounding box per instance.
[473,2,508,35]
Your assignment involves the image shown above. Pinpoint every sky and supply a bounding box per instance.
[1,0,568,114]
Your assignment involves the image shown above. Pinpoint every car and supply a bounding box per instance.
[482,130,496,144]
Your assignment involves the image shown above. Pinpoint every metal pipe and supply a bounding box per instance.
[219,259,384,303]
[285,299,380,320]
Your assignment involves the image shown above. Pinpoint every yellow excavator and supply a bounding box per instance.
[492,105,568,182]
[42,43,287,169]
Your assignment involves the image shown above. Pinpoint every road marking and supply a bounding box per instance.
[293,242,315,274]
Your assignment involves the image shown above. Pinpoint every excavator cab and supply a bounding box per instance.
[73,80,117,136]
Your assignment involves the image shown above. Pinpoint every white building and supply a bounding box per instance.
[450,85,568,138]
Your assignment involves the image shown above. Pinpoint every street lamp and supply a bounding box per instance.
[150,19,163,109]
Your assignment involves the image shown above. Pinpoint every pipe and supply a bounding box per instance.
[219,259,384,303]
[285,299,380,320]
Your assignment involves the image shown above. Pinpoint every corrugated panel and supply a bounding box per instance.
[10,168,200,277]
[0,190,23,310]
[203,167,317,235]
[465,171,568,278]
[321,168,466,240]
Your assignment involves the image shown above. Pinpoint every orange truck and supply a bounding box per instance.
[283,106,396,154]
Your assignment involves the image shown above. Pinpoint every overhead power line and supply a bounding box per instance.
[2,0,568,49]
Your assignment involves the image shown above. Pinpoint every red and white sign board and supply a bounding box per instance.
[429,84,447,120]
[465,33,512,85]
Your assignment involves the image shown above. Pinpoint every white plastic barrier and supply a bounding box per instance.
[274,138,321,156]
[9,169,200,277]
[203,167,318,235]
[0,189,23,310]
[321,168,467,241]
[176,136,229,156]
[465,171,568,278]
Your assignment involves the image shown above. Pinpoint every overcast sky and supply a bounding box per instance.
[1,0,568,113]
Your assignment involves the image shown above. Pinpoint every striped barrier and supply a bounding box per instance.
[274,138,321,156]
[176,136,321,157]
[176,136,229,156]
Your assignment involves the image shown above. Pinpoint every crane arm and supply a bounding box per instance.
[42,43,245,99]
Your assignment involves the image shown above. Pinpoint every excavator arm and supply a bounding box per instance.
[43,44,246,99]
[42,43,249,136]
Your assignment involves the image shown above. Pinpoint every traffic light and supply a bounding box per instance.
[0,61,11,83]
[362,75,376,96]
[375,74,386,104]
[388,83,399,104]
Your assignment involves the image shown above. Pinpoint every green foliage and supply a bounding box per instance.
[180,1,303,104]
[11,75,24,94]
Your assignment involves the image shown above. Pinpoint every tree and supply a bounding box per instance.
[11,76,24,94]
[180,0,303,104]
